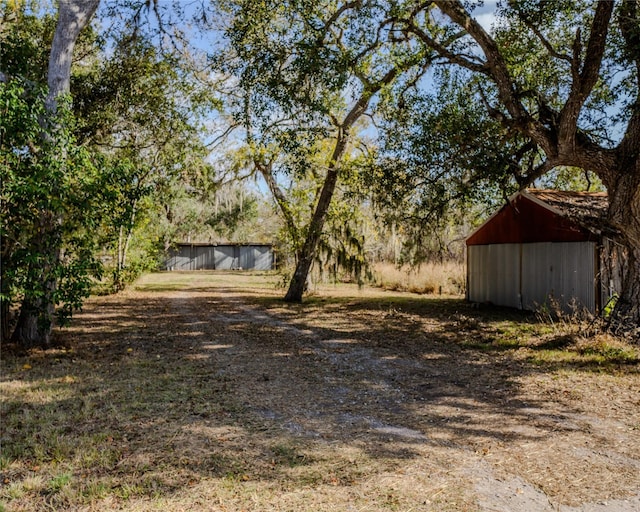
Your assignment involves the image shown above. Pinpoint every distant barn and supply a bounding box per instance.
[466,189,625,314]
[165,243,274,271]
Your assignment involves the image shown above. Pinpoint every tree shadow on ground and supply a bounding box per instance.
[2,280,639,510]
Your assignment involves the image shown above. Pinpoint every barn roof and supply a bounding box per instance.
[466,189,612,246]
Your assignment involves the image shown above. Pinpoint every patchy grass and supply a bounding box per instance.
[525,333,640,367]
[1,271,639,511]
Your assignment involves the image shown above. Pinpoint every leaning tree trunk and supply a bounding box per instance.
[256,160,302,259]
[12,0,100,347]
[284,163,342,302]
[283,65,404,302]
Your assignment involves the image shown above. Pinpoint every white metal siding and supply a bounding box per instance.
[214,246,236,270]
[521,242,595,312]
[467,244,521,309]
[468,242,597,312]
[253,246,274,271]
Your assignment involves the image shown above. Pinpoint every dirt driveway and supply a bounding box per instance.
[2,271,640,511]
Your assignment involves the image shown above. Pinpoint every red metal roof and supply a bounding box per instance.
[466,190,607,246]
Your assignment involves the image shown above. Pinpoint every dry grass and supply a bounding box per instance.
[1,271,639,512]
[370,261,465,296]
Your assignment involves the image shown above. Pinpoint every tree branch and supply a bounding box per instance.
[525,21,573,63]
[403,18,486,74]
[204,121,241,150]
[254,158,301,252]
[316,1,362,45]
[519,159,555,188]
[431,0,563,159]
[558,0,614,152]
[432,0,526,121]
[618,0,640,158]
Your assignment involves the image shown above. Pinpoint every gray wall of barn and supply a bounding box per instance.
[165,245,273,271]
[467,241,598,313]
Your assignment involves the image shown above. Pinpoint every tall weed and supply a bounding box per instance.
[371,261,465,295]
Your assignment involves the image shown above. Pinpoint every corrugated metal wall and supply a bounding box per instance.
[468,241,597,312]
[239,246,254,270]
[166,246,193,270]
[194,246,216,270]
[214,246,237,270]
[521,242,595,312]
[166,245,273,271]
[238,246,273,271]
[252,246,274,271]
[467,244,522,309]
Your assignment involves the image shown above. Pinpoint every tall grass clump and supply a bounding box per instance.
[371,261,465,296]
[532,297,639,365]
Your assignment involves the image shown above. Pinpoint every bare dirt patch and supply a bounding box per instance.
[2,271,639,511]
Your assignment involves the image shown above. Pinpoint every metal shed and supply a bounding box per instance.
[466,189,623,314]
[165,243,274,271]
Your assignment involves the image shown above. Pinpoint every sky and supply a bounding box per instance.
[473,0,500,31]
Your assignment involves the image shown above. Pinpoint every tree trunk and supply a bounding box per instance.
[12,303,40,347]
[123,228,133,270]
[12,246,59,347]
[45,0,101,112]
[282,66,404,302]
[1,282,11,343]
[282,126,367,300]
[605,165,640,331]
[118,225,125,271]
[12,0,99,347]
[12,297,51,348]
[284,137,346,302]
[255,160,302,262]
[615,244,640,331]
